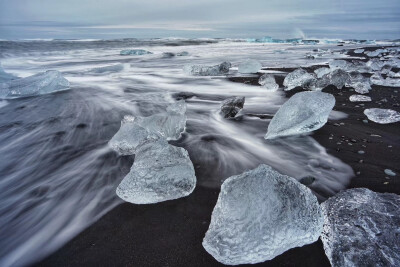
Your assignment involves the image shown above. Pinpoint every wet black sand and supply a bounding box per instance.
[37,50,400,267]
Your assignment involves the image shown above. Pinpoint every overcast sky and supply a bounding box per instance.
[0,0,399,40]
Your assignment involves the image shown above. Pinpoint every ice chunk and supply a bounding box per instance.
[220,96,245,118]
[346,71,371,94]
[349,95,371,102]
[354,49,364,54]
[116,138,196,204]
[265,91,335,139]
[329,60,348,70]
[388,70,400,78]
[89,64,125,73]
[238,59,262,74]
[370,73,400,87]
[0,70,70,99]
[364,108,400,124]
[366,58,384,71]
[136,101,187,140]
[183,62,231,76]
[120,49,152,56]
[384,169,396,176]
[283,68,316,90]
[108,116,153,155]
[203,164,323,265]
[109,101,187,154]
[321,188,400,267]
[314,67,331,78]
[386,57,400,68]
[258,74,279,91]
[328,69,350,89]
[365,49,387,57]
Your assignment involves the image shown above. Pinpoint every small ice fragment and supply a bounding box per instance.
[364,108,400,124]
[0,70,70,99]
[354,49,364,54]
[357,150,365,154]
[238,59,262,74]
[202,164,323,265]
[120,49,152,55]
[321,188,400,267]
[183,62,231,76]
[89,64,125,73]
[116,138,196,204]
[258,74,279,91]
[283,68,316,90]
[265,91,335,139]
[314,67,331,78]
[220,96,245,118]
[384,169,396,176]
[349,95,371,102]
[388,71,400,78]
[370,73,400,87]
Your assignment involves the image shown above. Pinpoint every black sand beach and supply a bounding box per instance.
[37,47,400,267]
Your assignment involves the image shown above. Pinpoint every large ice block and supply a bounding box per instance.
[203,164,323,265]
[120,49,152,56]
[116,138,196,204]
[321,188,400,267]
[0,70,70,99]
[265,91,335,139]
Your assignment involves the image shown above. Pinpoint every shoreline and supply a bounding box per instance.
[37,47,400,267]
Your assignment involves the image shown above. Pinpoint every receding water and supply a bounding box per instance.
[0,38,364,266]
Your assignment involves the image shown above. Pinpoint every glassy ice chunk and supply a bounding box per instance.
[354,49,364,54]
[108,116,153,155]
[116,138,196,204]
[265,91,335,139]
[120,49,152,56]
[388,70,400,78]
[328,69,350,89]
[386,57,400,68]
[321,188,400,267]
[329,60,348,70]
[0,70,70,99]
[365,49,387,57]
[203,164,323,265]
[384,169,396,176]
[283,68,316,90]
[238,59,262,74]
[258,74,279,91]
[346,71,371,94]
[89,64,125,73]
[314,67,331,78]
[349,95,371,102]
[220,96,245,118]
[370,73,400,87]
[183,62,231,76]
[136,101,187,140]
[364,108,400,124]
[366,58,385,71]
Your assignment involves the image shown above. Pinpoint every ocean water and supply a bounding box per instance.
[0,38,377,266]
